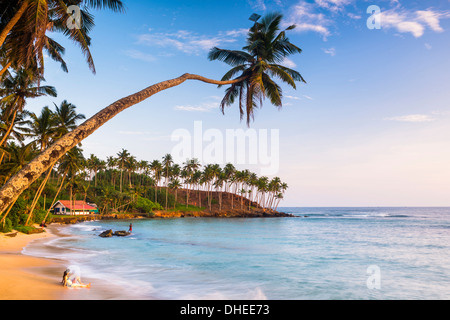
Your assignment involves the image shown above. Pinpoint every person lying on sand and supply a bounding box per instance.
[62,270,91,288]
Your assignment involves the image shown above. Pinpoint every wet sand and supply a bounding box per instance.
[0,226,66,300]
[0,224,136,300]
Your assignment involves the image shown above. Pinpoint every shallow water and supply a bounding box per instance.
[25,207,450,300]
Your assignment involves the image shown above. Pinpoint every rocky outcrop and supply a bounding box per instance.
[114,230,131,237]
[98,229,131,238]
[99,229,113,238]
[153,209,294,219]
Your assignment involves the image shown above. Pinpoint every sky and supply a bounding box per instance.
[25,0,450,207]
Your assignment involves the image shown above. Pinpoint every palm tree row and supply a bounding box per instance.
[85,151,288,212]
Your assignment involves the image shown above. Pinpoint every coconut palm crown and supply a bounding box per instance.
[208,12,306,126]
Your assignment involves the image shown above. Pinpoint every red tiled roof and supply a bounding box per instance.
[56,200,97,211]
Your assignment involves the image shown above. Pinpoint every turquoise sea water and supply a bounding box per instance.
[25,207,450,300]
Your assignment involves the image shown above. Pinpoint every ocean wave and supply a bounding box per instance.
[292,212,410,219]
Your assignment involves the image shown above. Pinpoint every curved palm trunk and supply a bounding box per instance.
[0,0,29,49]
[165,172,169,210]
[0,61,12,78]
[25,167,52,225]
[186,186,189,208]
[42,169,68,224]
[0,74,245,215]
[0,110,18,147]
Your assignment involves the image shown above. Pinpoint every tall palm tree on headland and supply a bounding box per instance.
[0,13,306,215]
[116,148,130,193]
[149,159,162,204]
[162,154,173,210]
[182,158,201,208]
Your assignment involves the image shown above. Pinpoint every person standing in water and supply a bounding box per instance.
[128,223,132,233]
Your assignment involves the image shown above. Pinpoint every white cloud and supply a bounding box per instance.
[416,10,445,32]
[323,47,336,56]
[135,28,247,56]
[285,94,314,100]
[378,8,450,38]
[281,57,297,68]
[431,110,450,116]
[315,0,352,12]
[384,114,436,123]
[124,49,156,62]
[287,1,332,39]
[347,12,361,20]
[249,0,266,10]
[378,10,424,38]
[285,1,450,41]
[174,97,221,112]
[119,131,152,135]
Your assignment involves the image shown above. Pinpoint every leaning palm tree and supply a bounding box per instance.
[0,12,305,215]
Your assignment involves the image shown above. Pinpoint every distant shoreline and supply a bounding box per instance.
[50,208,295,225]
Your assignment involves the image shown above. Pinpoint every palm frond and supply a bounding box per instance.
[270,64,306,84]
[208,47,253,67]
[262,73,282,108]
[44,36,68,72]
[83,0,125,13]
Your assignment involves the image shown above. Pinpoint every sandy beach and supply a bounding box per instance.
[1,224,146,300]
[0,226,67,300]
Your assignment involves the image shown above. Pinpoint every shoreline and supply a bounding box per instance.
[0,225,66,300]
[1,213,295,301]
[1,223,152,300]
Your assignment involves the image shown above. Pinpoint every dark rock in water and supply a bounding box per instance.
[114,230,131,237]
[99,229,113,238]
[99,229,131,237]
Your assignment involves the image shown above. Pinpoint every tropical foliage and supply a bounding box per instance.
[208,12,306,125]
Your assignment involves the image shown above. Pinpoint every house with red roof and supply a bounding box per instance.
[52,200,99,215]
